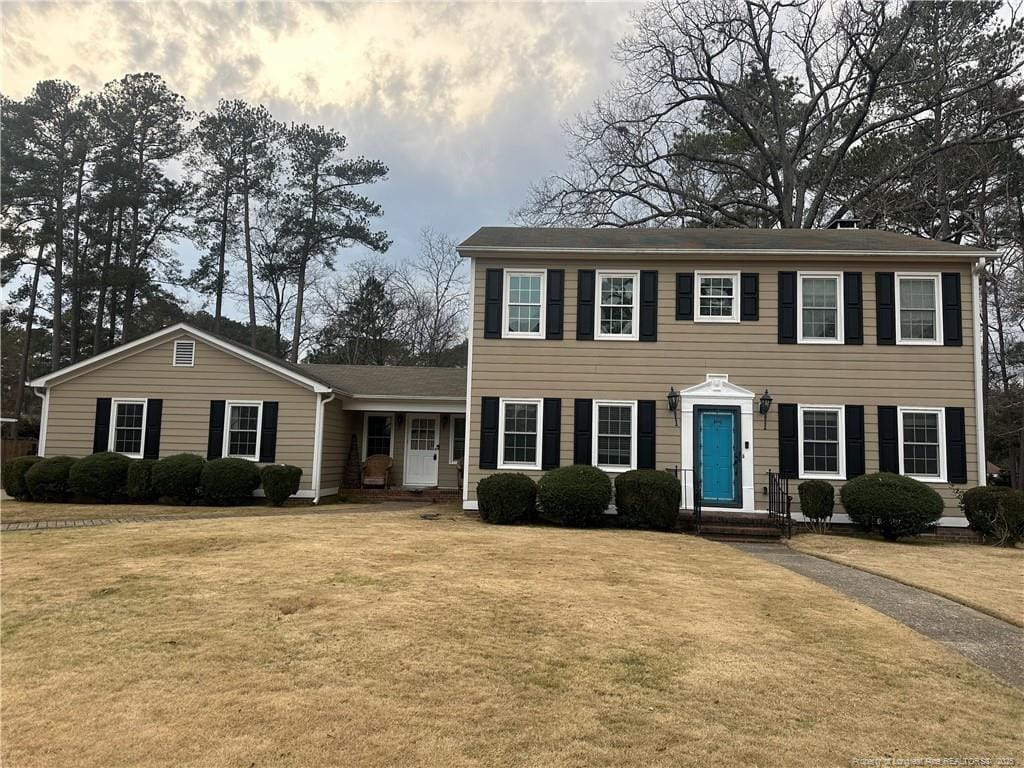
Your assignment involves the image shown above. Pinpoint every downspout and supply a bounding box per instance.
[971,256,987,487]
[32,387,49,456]
[311,390,336,503]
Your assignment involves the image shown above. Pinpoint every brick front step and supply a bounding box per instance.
[345,488,461,503]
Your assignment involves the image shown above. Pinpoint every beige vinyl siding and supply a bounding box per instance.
[319,397,346,493]
[44,333,321,492]
[467,257,978,517]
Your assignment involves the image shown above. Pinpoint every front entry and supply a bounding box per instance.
[695,406,741,508]
[405,415,439,486]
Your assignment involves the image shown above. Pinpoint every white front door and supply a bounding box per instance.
[405,415,439,486]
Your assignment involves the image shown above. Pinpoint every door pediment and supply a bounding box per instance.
[679,374,755,400]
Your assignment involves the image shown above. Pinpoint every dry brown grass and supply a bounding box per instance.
[0,498,366,524]
[790,533,1024,626]
[2,506,1021,768]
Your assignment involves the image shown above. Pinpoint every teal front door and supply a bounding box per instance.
[697,407,740,507]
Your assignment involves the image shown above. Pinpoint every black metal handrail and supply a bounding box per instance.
[767,469,792,539]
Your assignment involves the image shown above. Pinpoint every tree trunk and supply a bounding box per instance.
[12,243,45,437]
[93,205,117,355]
[290,169,319,363]
[123,146,145,339]
[214,174,231,333]
[243,159,257,347]
[69,156,86,362]
[51,168,66,371]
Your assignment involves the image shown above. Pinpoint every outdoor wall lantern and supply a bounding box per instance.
[442,414,450,427]
[667,386,680,426]
[758,389,773,430]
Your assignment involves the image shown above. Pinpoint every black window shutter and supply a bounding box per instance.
[946,406,968,483]
[479,397,499,469]
[844,272,864,345]
[573,398,593,465]
[740,273,759,321]
[484,269,503,339]
[778,272,797,344]
[546,270,564,340]
[876,273,896,345]
[143,399,163,460]
[941,273,963,347]
[639,270,658,341]
[259,401,279,462]
[778,403,798,478]
[637,400,656,469]
[93,398,112,453]
[207,400,226,460]
[845,405,865,479]
[542,398,561,470]
[576,270,595,340]
[675,273,694,320]
[877,405,899,472]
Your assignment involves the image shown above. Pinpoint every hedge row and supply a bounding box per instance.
[477,465,678,531]
[2,453,303,506]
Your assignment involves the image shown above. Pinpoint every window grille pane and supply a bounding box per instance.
[366,415,392,456]
[409,418,436,450]
[902,412,940,476]
[599,276,635,335]
[114,403,144,454]
[802,277,838,338]
[802,409,839,474]
[502,403,538,464]
[699,277,734,317]
[451,417,466,462]
[507,274,543,334]
[228,405,259,458]
[899,278,937,340]
[597,405,632,466]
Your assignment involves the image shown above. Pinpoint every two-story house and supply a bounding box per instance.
[457,226,988,527]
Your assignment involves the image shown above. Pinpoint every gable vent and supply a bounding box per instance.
[173,340,196,367]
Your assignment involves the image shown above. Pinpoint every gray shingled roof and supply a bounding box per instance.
[458,227,989,255]
[300,363,466,398]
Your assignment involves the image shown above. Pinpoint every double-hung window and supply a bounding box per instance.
[899,407,945,481]
[450,416,466,464]
[504,270,545,338]
[798,273,842,343]
[225,401,262,460]
[365,414,393,457]
[798,405,844,479]
[593,400,637,472]
[498,399,542,469]
[896,274,941,344]
[109,399,147,458]
[696,272,739,322]
[596,271,638,340]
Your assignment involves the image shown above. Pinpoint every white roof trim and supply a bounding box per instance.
[27,322,333,393]
[457,246,982,258]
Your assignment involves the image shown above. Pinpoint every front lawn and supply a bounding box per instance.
[2,507,1021,767]
[790,533,1024,626]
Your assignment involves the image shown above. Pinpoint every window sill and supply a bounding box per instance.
[226,455,260,462]
[904,474,947,484]
[501,332,545,340]
[594,335,640,342]
[895,339,942,346]
[497,463,540,471]
[695,316,740,324]
[799,472,844,481]
[596,465,635,474]
[796,338,844,345]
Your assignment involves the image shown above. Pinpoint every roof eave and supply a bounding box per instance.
[457,245,987,259]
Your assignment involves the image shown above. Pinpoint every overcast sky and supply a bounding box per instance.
[2,0,640,313]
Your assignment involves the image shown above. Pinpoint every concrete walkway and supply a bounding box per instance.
[734,542,1024,690]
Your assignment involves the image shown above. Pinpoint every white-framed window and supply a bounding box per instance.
[363,413,394,457]
[498,398,542,469]
[593,400,637,472]
[798,272,843,343]
[896,273,942,344]
[450,415,466,464]
[898,407,946,482]
[225,401,262,460]
[172,339,195,367]
[798,405,845,479]
[503,270,545,338]
[108,398,147,458]
[696,272,740,322]
[596,270,639,340]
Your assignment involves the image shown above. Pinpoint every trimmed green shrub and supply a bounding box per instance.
[798,480,835,533]
[123,459,157,503]
[200,458,261,504]
[840,472,943,541]
[962,486,1024,546]
[2,455,43,500]
[68,451,132,502]
[477,473,537,524]
[537,464,612,527]
[152,453,205,503]
[24,456,78,503]
[614,470,681,531]
[261,464,303,506]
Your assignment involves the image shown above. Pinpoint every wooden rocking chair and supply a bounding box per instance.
[361,454,394,490]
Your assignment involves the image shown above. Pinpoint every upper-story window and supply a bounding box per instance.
[696,272,739,322]
[896,273,941,344]
[798,272,843,343]
[596,270,639,340]
[503,270,545,338]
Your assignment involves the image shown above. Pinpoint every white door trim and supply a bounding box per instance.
[679,374,755,513]
[404,413,440,487]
